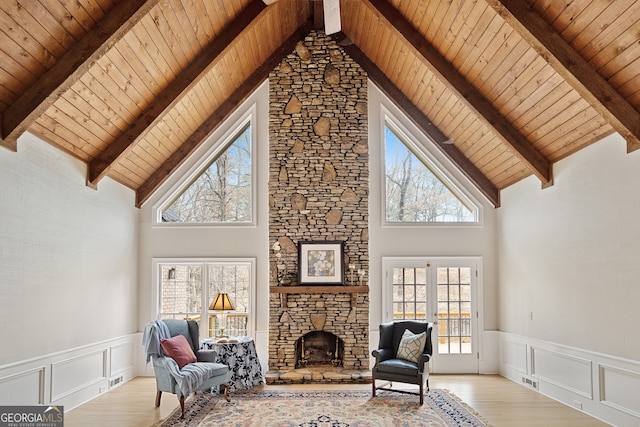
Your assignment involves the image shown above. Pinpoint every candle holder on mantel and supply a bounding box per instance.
[348,264,356,285]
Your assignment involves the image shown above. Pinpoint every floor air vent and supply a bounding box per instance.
[522,376,538,389]
[109,375,123,388]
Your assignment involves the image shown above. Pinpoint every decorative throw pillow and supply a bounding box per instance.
[160,335,197,369]
[396,329,427,363]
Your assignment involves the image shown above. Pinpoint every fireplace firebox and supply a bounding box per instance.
[295,331,344,368]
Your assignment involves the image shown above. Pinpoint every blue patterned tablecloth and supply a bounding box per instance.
[201,337,264,391]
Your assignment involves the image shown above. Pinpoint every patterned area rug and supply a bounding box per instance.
[157,389,490,426]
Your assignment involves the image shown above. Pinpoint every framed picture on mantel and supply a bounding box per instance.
[298,241,345,285]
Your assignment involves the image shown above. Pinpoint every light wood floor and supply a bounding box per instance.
[64,375,610,427]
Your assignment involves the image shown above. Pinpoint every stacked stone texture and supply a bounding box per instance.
[268,293,369,373]
[268,31,369,376]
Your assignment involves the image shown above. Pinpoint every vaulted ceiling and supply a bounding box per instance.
[2,0,639,208]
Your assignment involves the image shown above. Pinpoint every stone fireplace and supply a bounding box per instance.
[267,290,369,383]
[267,31,369,384]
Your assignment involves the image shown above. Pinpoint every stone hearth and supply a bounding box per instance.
[265,367,371,385]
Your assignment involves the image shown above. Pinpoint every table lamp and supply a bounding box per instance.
[210,293,234,337]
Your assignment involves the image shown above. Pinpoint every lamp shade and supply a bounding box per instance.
[210,293,234,311]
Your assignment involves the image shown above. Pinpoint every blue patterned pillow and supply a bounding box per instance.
[396,329,427,363]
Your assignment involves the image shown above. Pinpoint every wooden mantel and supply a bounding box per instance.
[270,285,369,308]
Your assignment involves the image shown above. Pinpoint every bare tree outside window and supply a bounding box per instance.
[162,124,252,223]
[385,124,476,223]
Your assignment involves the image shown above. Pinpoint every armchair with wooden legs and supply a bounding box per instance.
[144,319,230,418]
[371,320,433,405]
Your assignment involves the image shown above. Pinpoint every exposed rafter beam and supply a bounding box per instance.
[337,36,500,208]
[365,0,552,188]
[313,0,325,30]
[88,0,267,189]
[485,0,640,153]
[136,21,315,208]
[0,0,159,152]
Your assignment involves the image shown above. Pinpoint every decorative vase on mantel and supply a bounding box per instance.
[279,271,296,286]
[273,240,296,286]
[279,274,292,286]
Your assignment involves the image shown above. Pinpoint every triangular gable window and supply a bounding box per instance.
[161,122,253,224]
[384,121,478,223]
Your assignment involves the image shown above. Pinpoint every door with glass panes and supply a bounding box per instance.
[383,258,480,373]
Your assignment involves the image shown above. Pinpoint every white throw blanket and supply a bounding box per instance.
[142,320,170,362]
[160,356,216,397]
[142,320,216,396]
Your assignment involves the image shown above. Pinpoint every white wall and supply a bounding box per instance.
[0,132,139,407]
[497,133,640,425]
[498,132,640,360]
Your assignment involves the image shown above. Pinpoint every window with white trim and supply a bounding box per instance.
[384,120,478,224]
[156,259,254,339]
[392,265,428,320]
[160,121,253,224]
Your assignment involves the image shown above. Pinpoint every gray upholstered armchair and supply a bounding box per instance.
[143,319,230,418]
[371,320,433,405]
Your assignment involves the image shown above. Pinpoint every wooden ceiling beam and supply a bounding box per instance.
[365,0,552,188]
[314,0,325,30]
[0,0,160,152]
[87,0,267,188]
[136,21,315,208]
[485,0,640,153]
[337,37,500,208]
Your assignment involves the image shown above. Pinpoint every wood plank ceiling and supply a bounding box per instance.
[1,0,639,208]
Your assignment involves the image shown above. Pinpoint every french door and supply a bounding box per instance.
[383,257,481,374]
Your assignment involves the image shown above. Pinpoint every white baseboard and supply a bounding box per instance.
[0,333,140,411]
[498,332,640,426]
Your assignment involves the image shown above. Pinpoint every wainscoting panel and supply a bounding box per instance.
[0,334,138,411]
[599,364,640,418]
[254,330,269,376]
[499,332,640,427]
[531,346,593,398]
[0,367,45,405]
[500,338,527,374]
[110,340,136,387]
[51,350,107,402]
[479,331,499,374]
